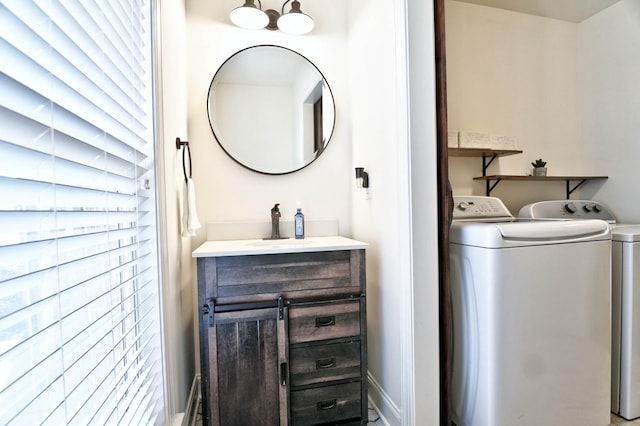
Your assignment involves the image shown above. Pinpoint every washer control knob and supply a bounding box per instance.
[583,204,592,212]
[593,204,602,213]
[564,202,577,214]
[457,202,469,211]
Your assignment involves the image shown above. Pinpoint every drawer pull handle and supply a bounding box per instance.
[280,362,287,386]
[316,399,337,411]
[316,357,336,369]
[315,316,336,327]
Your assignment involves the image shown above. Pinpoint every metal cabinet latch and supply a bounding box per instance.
[278,296,284,320]
[202,300,215,326]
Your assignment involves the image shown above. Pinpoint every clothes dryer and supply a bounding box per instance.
[519,200,640,420]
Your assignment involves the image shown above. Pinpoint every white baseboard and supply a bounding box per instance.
[170,414,184,426]
[368,372,401,426]
[181,374,201,426]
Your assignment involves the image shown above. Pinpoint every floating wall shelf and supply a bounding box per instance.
[449,147,608,199]
[473,175,608,199]
[448,147,523,158]
[449,148,523,176]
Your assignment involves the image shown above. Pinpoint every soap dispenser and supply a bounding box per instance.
[294,208,305,239]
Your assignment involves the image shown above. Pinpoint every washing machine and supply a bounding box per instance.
[451,196,611,426]
[520,199,640,420]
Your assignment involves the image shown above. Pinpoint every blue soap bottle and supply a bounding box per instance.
[294,208,305,239]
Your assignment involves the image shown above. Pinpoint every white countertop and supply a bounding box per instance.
[192,236,368,258]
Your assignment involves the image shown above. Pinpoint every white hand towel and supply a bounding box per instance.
[182,177,202,237]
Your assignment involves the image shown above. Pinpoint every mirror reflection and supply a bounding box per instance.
[207,45,335,175]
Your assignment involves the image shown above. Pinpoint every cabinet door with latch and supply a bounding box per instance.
[202,306,289,426]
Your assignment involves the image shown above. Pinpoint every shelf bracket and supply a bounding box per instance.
[566,179,587,199]
[482,154,498,177]
[485,177,502,196]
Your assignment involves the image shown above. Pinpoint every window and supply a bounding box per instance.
[0,1,165,424]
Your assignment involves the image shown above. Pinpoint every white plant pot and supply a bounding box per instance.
[533,167,547,176]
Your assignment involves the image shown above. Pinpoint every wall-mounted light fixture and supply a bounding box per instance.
[230,0,269,30]
[355,167,369,188]
[230,0,314,35]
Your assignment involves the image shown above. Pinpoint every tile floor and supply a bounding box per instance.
[353,413,640,426]
[365,407,384,425]
[192,401,637,425]
[193,403,385,425]
[611,413,640,425]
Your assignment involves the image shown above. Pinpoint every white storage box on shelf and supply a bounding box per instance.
[489,134,517,150]
[448,130,459,148]
[458,131,491,149]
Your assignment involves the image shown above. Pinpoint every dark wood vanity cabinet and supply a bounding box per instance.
[197,248,368,426]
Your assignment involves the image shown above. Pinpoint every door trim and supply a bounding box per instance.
[433,0,452,424]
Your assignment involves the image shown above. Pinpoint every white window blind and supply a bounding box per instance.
[0,1,165,425]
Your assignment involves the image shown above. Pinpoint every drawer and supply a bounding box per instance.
[216,251,360,299]
[290,382,361,425]
[290,341,361,387]
[288,301,360,344]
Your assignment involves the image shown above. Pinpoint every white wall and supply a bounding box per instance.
[446,0,640,220]
[579,0,640,223]
[181,1,355,415]
[216,83,297,172]
[180,1,441,425]
[156,0,195,417]
[184,0,352,239]
[347,0,406,422]
[446,0,585,213]
[405,1,441,424]
[348,0,440,424]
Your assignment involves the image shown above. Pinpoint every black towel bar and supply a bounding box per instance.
[176,137,191,183]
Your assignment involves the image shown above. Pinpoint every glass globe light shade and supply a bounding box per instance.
[230,1,269,30]
[277,1,314,35]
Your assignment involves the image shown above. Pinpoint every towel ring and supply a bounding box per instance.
[176,137,191,183]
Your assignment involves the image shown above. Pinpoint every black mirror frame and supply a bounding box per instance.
[206,44,336,175]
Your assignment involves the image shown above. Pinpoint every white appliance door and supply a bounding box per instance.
[612,241,623,415]
[451,239,611,426]
[450,219,610,248]
[619,241,640,419]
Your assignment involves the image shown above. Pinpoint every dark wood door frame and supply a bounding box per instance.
[434,0,452,425]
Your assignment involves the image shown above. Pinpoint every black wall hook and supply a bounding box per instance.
[176,137,189,150]
[176,137,192,183]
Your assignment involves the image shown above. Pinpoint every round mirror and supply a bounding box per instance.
[207,45,336,175]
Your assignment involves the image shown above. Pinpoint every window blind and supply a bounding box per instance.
[0,1,165,425]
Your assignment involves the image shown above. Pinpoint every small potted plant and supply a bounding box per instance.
[531,158,547,176]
